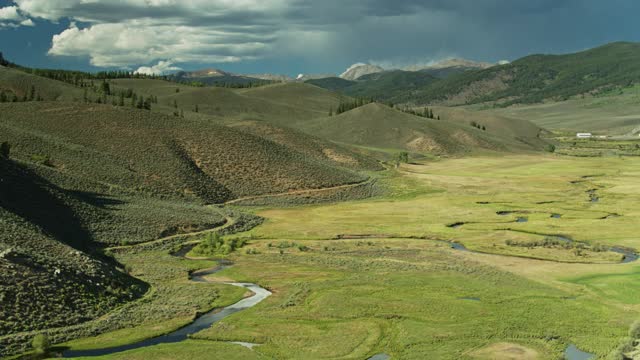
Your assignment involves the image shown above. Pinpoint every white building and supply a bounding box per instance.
[576,133,592,139]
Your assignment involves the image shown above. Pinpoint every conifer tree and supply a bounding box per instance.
[101,80,111,95]
[0,141,10,158]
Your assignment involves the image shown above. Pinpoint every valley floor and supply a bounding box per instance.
[45,154,640,359]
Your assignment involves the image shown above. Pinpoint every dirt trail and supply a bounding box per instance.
[105,216,235,252]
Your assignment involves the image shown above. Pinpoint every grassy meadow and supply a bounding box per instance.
[50,153,640,359]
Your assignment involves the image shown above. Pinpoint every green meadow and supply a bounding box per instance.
[54,154,640,359]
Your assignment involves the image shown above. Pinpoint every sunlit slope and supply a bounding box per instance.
[431,106,549,148]
[108,79,341,126]
[228,120,383,171]
[301,103,546,154]
[0,66,84,101]
[0,102,366,202]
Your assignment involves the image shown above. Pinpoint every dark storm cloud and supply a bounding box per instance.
[2,0,639,73]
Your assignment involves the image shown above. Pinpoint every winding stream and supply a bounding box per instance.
[59,223,633,358]
[62,259,271,358]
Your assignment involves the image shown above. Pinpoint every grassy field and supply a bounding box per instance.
[253,155,640,251]
[45,154,640,359]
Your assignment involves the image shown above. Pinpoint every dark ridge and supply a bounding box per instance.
[0,159,93,252]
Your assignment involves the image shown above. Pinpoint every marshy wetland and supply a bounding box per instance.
[45,154,640,359]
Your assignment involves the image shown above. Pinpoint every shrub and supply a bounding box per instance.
[191,232,247,256]
[545,144,556,153]
[31,334,50,354]
[277,241,297,249]
[29,154,54,167]
[397,151,409,164]
[629,320,640,339]
[0,142,9,159]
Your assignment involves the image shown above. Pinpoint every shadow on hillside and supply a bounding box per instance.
[166,140,235,203]
[66,190,125,210]
[0,159,94,252]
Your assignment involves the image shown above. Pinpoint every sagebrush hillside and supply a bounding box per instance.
[300,103,547,154]
[227,120,383,171]
[108,79,343,126]
[429,106,549,148]
[0,66,84,101]
[0,157,146,342]
[0,102,367,202]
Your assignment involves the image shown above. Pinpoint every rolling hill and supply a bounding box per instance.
[429,106,550,146]
[227,120,383,171]
[0,65,84,101]
[0,102,367,202]
[299,103,547,155]
[108,79,342,126]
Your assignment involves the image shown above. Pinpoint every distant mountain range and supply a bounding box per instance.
[169,57,496,86]
[306,42,640,106]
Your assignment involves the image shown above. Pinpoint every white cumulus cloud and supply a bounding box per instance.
[0,5,34,27]
[20,18,35,26]
[48,21,267,67]
[135,60,181,75]
[0,6,22,21]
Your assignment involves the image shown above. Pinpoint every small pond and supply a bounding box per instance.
[564,344,595,360]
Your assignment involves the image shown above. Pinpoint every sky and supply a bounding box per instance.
[0,0,639,76]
